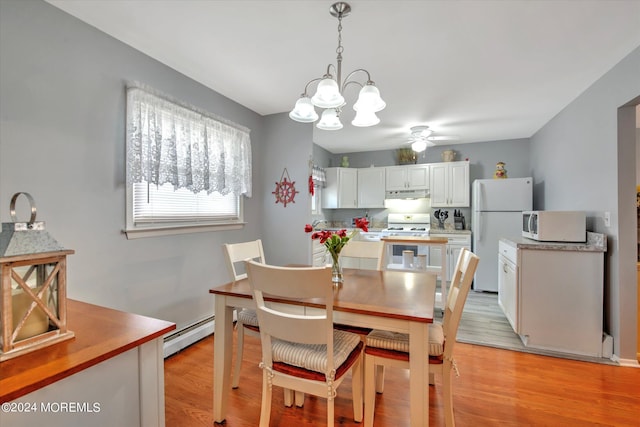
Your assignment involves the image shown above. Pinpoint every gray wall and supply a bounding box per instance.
[0,0,265,331]
[260,113,314,266]
[328,138,531,182]
[530,46,640,361]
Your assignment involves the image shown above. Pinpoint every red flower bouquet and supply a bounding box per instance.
[304,218,369,282]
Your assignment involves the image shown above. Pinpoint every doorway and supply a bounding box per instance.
[635,104,640,361]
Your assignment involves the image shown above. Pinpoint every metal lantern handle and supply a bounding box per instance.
[10,192,37,225]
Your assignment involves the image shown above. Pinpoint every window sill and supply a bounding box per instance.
[124,222,245,239]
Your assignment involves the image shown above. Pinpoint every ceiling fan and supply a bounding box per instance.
[406,126,459,152]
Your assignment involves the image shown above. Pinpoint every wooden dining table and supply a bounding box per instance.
[209,267,437,427]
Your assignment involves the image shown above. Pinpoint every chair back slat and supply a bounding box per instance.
[223,239,265,280]
[258,308,328,345]
[339,240,384,270]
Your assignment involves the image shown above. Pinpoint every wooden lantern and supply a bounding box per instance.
[0,193,75,361]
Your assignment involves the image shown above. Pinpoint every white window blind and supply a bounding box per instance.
[133,183,239,223]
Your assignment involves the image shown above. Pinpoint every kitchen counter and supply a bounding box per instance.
[381,235,449,244]
[380,235,450,310]
[500,231,606,252]
[429,228,472,235]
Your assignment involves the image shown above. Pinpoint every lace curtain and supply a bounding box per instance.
[311,164,326,186]
[126,86,252,197]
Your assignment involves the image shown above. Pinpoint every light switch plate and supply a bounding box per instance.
[604,211,611,227]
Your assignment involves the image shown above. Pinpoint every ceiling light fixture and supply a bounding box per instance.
[289,2,385,130]
[409,126,433,153]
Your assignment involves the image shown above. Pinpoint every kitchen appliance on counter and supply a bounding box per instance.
[522,210,586,242]
[453,209,466,230]
[472,178,532,292]
[382,213,431,264]
[433,209,448,228]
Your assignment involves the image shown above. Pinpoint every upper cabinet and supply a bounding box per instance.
[322,167,358,209]
[321,161,468,209]
[357,167,386,208]
[323,167,385,209]
[430,161,470,207]
[385,164,430,191]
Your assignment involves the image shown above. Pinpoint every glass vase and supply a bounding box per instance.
[330,252,343,284]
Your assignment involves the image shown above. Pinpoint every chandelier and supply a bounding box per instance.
[288,2,385,130]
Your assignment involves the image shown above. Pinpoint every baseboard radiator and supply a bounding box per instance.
[163,316,215,358]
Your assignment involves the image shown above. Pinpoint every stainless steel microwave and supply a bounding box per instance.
[522,211,586,242]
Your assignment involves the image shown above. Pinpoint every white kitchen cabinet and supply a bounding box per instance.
[430,161,469,207]
[357,167,385,208]
[498,235,607,358]
[322,167,358,209]
[311,238,326,267]
[498,241,518,331]
[385,164,430,191]
[428,233,471,282]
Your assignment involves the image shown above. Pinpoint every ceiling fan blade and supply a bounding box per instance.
[427,135,460,141]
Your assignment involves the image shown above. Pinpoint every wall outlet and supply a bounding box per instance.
[604,211,611,227]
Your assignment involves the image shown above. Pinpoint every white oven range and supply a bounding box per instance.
[382,213,431,264]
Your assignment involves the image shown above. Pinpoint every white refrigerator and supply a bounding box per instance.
[472,178,532,291]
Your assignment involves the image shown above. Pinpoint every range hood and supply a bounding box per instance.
[384,189,429,200]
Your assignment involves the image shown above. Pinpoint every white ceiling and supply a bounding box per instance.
[46,0,640,154]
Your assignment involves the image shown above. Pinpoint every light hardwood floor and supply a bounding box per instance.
[458,291,618,364]
[165,329,640,426]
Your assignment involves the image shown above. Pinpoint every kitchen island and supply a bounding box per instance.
[0,299,175,427]
[381,235,449,307]
[498,232,608,358]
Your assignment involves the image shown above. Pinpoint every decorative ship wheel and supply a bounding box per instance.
[272,168,299,207]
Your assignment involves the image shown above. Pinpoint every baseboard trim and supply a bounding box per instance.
[611,354,640,368]
[163,316,215,358]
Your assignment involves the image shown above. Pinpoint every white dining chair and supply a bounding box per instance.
[245,260,364,427]
[339,240,385,271]
[222,239,265,389]
[363,248,479,427]
[333,239,385,338]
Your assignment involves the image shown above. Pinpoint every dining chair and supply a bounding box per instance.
[363,248,479,427]
[334,240,385,337]
[245,260,364,427]
[339,240,385,271]
[223,239,265,389]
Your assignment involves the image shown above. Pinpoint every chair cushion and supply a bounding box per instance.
[237,308,259,328]
[365,323,444,356]
[271,329,361,374]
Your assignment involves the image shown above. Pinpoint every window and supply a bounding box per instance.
[125,85,251,238]
[310,164,326,216]
[311,184,321,215]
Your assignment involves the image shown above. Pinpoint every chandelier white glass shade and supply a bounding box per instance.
[288,2,385,130]
[409,126,433,153]
[352,108,380,127]
[311,78,345,108]
[317,108,343,130]
[289,97,319,123]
